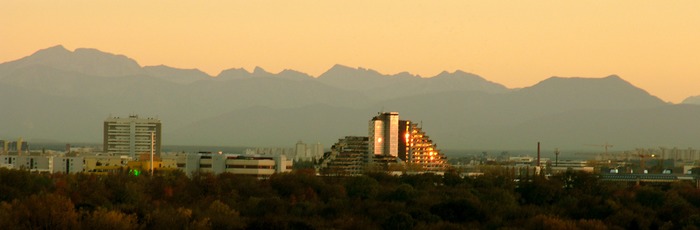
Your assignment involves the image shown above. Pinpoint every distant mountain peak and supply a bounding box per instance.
[433,70,484,80]
[20,45,72,63]
[279,69,301,74]
[436,70,451,76]
[253,66,271,76]
[216,67,251,80]
[453,70,474,76]
[435,70,465,76]
[32,45,70,56]
[49,44,67,49]
[321,64,356,75]
[393,71,420,78]
[144,64,202,72]
[74,47,105,54]
[683,95,700,105]
[537,75,626,86]
[6,45,143,77]
[276,69,313,81]
[524,75,665,108]
[220,67,249,74]
[319,64,351,77]
[330,64,352,70]
[320,64,385,78]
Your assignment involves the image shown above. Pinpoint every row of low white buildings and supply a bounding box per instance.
[0,152,293,178]
[1,154,97,174]
[173,152,293,177]
[244,141,324,162]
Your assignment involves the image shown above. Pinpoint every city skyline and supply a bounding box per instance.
[2,1,700,103]
[3,2,700,226]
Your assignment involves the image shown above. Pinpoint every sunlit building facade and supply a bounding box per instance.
[369,112,399,157]
[370,112,448,171]
[399,120,448,171]
[317,112,449,175]
[369,112,447,171]
[370,112,449,171]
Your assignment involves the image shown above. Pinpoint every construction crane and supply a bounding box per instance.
[585,142,614,160]
[635,148,655,173]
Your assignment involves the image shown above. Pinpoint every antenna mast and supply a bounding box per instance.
[150,131,154,176]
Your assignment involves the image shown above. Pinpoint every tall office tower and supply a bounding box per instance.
[295,141,309,161]
[5,138,29,154]
[310,142,324,159]
[103,115,161,159]
[368,112,399,157]
[1,140,6,154]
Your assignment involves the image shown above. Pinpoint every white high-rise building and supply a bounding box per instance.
[294,141,324,162]
[103,115,161,159]
[310,142,324,159]
[295,141,309,161]
[369,112,399,157]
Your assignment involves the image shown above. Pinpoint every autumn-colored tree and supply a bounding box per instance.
[382,212,415,230]
[10,193,79,230]
[0,168,50,202]
[147,206,202,229]
[517,176,563,205]
[201,200,245,230]
[82,208,138,230]
[0,201,17,227]
[524,214,578,230]
[430,198,484,223]
[1,167,700,229]
[345,176,380,200]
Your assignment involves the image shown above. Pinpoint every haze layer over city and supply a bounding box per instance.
[4,2,700,229]
[3,1,700,154]
[2,44,700,154]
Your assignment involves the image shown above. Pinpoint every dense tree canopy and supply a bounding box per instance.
[0,168,699,229]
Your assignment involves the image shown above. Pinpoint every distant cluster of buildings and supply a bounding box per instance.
[6,112,698,179]
[1,115,292,178]
[1,112,454,177]
[317,112,450,175]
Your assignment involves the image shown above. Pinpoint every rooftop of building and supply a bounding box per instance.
[105,114,160,121]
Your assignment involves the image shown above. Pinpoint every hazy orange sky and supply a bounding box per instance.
[2,1,699,103]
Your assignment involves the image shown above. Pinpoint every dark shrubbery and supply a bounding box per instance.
[0,168,699,229]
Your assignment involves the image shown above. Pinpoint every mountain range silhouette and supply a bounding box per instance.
[1,45,698,152]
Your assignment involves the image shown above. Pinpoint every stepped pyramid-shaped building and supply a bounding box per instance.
[318,112,449,175]
[398,120,448,171]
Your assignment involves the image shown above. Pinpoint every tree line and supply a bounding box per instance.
[1,168,700,229]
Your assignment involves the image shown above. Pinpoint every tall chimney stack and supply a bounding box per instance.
[537,142,541,167]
